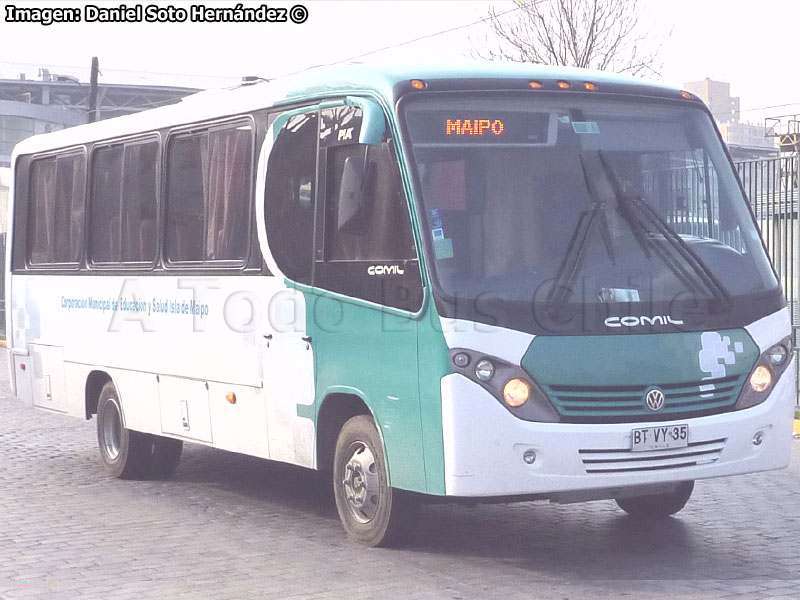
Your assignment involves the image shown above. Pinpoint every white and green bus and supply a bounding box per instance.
[6,63,795,546]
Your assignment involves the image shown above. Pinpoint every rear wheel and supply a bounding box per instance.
[333,415,412,547]
[145,435,183,478]
[96,382,150,479]
[96,382,183,479]
[615,481,694,518]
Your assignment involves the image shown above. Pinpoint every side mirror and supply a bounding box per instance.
[337,156,375,234]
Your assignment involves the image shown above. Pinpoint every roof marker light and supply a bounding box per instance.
[410,79,427,90]
[528,80,543,89]
[557,81,570,89]
[584,82,598,91]
[226,392,237,405]
[680,91,694,100]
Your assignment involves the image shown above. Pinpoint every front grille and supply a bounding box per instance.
[543,375,746,423]
[579,438,726,474]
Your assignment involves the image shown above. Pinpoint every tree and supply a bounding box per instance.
[475,0,665,77]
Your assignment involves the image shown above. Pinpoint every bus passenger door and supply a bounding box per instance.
[256,100,426,490]
[259,289,316,467]
[256,106,320,468]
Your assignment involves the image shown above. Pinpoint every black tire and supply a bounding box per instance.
[96,382,151,479]
[144,435,183,478]
[96,382,183,479]
[615,481,694,518]
[333,415,412,547]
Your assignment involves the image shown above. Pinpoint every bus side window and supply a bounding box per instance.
[121,141,159,263]
[326,142,417,262]
[264,111,319,285]
[166,123,252,264]
[166,133,206,262]
[317,139,423,312]
[28,152,85,266]
[89,145,124,263]
[90,139,159,266]
[28,157,57,265]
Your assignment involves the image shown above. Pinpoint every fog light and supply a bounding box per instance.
[453,352,470,368]
[752,431,764,446]
[768,344,788,366]
[503,378,531,407]
[749,365,772,392]
[523,449,537,464]
[475,359,495,382]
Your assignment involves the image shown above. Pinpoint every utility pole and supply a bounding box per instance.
[87,56,99,123]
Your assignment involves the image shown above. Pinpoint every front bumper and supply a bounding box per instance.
[441,358,796,498]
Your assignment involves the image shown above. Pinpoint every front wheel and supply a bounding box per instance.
[333,415,412,547]
[615,481,694,518]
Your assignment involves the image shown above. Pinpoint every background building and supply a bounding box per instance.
[0,65,200,168]
[684,77,776,160]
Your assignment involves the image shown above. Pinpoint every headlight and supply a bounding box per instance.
[449,348,560,423]
[475,359,495,382]
[749,365,772,393]
[503,378,530,407]
[735,335,791,410]
[768,344,788,366]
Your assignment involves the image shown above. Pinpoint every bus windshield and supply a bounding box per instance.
[402,92,781,334]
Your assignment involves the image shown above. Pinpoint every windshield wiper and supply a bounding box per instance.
[546,156,616,315]
[598,152,732,311]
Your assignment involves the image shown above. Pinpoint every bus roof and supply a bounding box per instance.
[11,61,683,159]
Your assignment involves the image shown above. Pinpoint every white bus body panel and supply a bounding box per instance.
[441,363,795,498]
[441,308,796,498]
[7,273,316,467]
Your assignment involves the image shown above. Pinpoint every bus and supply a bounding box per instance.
[5,63,795,547]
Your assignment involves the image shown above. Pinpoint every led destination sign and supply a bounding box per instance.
[445,118,506,137]
[407,110,552,145]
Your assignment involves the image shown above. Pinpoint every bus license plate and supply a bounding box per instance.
[630,424,689,452]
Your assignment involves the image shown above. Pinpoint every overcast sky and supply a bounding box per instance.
[2,0,799,125]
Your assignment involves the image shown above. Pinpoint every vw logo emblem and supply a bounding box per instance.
[645,388,665,412]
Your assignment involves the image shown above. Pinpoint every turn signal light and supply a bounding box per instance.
[226,392,237,404]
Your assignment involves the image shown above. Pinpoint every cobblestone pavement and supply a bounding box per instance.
[1,350,799,599]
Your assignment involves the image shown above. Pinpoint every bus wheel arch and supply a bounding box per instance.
[85,370,113,420]
[316,392,372,473]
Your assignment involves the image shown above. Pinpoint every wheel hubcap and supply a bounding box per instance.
[342,442,380,523]
[101,401,122,460]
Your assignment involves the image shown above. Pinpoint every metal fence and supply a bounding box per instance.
[735,154,799,403]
